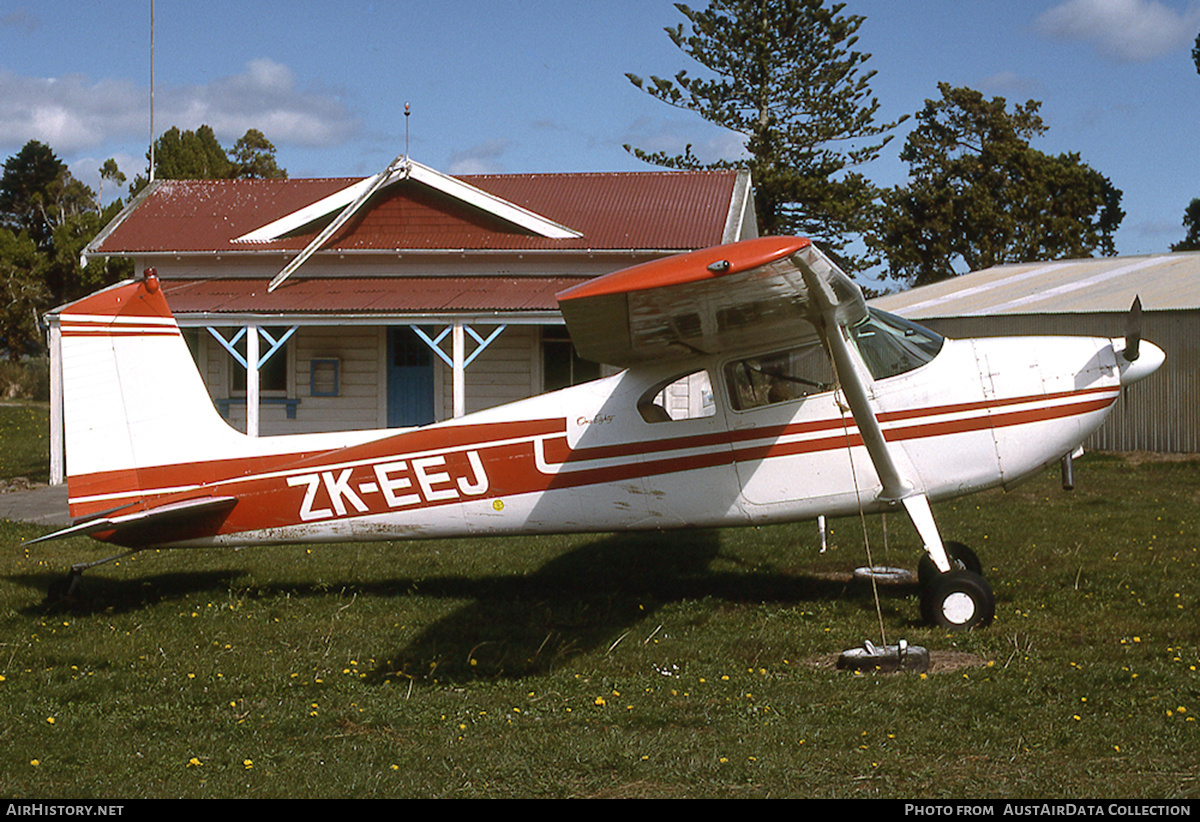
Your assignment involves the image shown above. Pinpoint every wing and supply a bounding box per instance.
[557,235,950,566]
[555,236,867,366]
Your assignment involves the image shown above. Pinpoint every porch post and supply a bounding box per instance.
[48,321,64,484]
[246,321,260,437]
[452,321,465,418]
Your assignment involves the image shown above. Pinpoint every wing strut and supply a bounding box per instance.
[793,247,953,573]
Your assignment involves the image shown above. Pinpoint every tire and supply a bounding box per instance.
[918,540,982,586]
[920,570,995,630]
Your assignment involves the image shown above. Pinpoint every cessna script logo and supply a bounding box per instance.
[288,451,490,521]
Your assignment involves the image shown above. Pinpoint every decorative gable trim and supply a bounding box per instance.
[234,158,582,245]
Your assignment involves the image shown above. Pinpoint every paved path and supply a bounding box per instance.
[0,484,71,527]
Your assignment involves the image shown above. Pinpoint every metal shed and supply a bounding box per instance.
[870,252,1200,453]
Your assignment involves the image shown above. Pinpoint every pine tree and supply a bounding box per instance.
[625,0,904,268]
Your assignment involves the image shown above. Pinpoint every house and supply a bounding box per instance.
[47,160,757,483]
[870,252,1200,453]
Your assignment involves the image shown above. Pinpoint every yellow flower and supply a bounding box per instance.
[188,757,202,767]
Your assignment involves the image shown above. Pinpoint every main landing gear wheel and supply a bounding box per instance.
[920,569,995,630]
[917,540,982,586]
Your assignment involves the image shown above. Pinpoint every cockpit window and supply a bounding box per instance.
[847,309,944,380]
[725,341,834,411]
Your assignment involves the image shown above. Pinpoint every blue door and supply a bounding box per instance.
[387,327,435,427]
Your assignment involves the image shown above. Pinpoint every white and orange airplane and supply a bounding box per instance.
[34,236,1163,630]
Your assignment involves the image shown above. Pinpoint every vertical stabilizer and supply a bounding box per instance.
[57,272,245,517]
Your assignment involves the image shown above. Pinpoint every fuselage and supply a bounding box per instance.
[122,317,1136,550]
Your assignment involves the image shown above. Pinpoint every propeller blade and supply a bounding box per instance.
[1123,295,1142,362]
[268,153,409,292]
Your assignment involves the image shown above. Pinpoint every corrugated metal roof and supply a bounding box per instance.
[871,252,1200,318]
[89,170,741,257]
[159,276,588,315]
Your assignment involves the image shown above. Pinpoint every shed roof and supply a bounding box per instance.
[86,167,749,259]
[871,252,1200,318]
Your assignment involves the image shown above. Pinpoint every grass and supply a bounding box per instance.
[0,399,1196,798]
[0,402,49,486]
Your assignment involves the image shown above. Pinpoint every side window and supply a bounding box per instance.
[231,326,290,393]
[639,369,715,423]
[542,326,601,391]
[725,342,833,411]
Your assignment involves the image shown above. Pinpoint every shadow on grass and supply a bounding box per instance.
[12,569,244,615]
[9,528,917,681]
[364,529,917,684]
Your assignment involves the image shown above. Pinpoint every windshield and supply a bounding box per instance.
[847,309,944,380]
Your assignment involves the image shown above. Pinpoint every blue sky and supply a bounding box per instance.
[2,0,1199,267]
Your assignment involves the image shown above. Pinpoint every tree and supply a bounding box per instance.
[230,129,286,179]
[98,158,126,207]
[625,0,904,268]
[1172,199,1200,252]
[0,227,47,360]
[874,84,1123,286]
[0,142,132,359]
[0,141,67,247]
[154,125,233,180]
[129,126,288,195]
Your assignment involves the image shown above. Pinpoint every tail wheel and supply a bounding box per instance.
[921,570,995,630]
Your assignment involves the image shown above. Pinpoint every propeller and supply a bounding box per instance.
[1123,295,1142,362]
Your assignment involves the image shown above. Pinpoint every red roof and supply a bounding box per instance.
[91,170,742,256]
[159,276,588,315]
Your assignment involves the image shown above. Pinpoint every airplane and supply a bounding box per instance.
[31,235,1164,631]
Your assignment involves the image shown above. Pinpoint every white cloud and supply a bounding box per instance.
[0,58,359,159]
[447,139,512,174]
[1035,0,1200,62]
[0,71,145,154]
[161,58,360,147]
[979,71,1043,96]
[621,115,748,166]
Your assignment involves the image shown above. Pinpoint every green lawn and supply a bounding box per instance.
[0,409,1196,797]
[0,402,49,486]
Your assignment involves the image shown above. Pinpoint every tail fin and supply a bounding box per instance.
[57,272,245,519]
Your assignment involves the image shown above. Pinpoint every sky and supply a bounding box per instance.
[2,0,1199,273]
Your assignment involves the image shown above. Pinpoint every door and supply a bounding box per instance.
[387,326,435,427]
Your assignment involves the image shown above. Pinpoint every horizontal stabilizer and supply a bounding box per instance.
[26,496,238,546]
